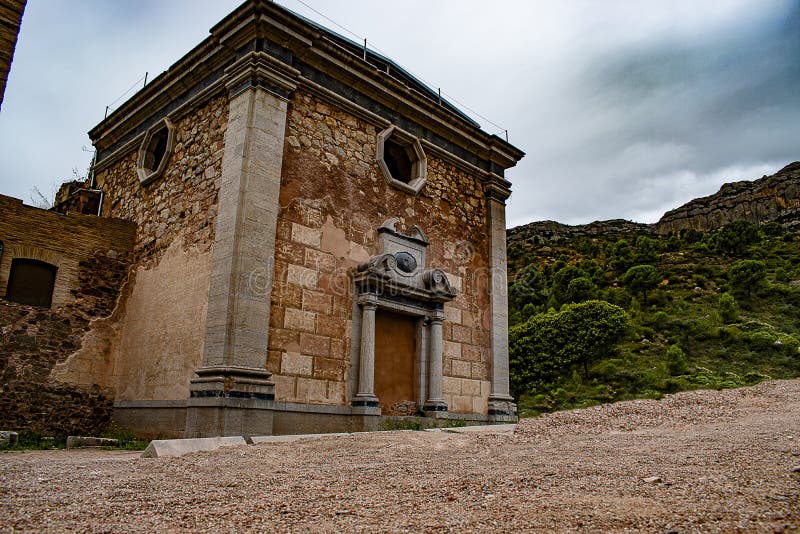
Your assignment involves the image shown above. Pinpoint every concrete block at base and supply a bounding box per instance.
[66,436,120,449]
[141,436,247,458]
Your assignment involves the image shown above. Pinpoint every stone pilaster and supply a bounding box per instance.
[423,309,447,414]
[187,52,299,437]
[353,294,379,409]
[416,317,430,409]
[486,174,517,421]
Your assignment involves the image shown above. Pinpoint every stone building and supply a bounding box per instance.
[2,0,524,438]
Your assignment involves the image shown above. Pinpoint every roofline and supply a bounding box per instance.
[89,0,524,171]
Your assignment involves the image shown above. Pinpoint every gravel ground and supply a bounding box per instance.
[2,380,799,532]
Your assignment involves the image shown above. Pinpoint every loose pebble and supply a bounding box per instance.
[2,379,799,531]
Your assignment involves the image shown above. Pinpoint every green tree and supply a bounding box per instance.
[509,310,563,396]
[509,300,631,394]
[510,264,545,309]
[565,277,595,303]
[607,239,634,272]
[621,264,661,304]
[558,301,632,378]
[634,236,660,265]
[680,228,704,244]
[551,265,586,303]
[665,344,688,375]
[715,220,761,255]
[728,259,767,298]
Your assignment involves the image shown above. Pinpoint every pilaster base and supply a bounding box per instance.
[351,394,380,411]
[422,399,448,417]
[488,395,518,423]
[185,366,275,438]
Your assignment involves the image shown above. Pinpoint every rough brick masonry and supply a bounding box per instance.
[0,197,134,435]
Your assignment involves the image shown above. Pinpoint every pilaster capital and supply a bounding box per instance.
[485,172,512,203]
[224,51,300,99]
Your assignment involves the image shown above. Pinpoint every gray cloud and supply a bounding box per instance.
[1,0,797,228]
[508,0,799,225]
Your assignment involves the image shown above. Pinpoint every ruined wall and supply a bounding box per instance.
[92,94,227,401]
[0,0,25,112]
[0,196,135,435]
[269,92,492,414]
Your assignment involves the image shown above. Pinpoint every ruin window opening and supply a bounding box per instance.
[6,258,57,308]
[383,139,413,184]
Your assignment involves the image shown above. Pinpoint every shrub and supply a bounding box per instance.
[728,259,767,298]
[718,292,739,323]
[665,344,688,375]
[762,222,784,237]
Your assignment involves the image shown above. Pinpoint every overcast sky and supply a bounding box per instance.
[1,0,797,227]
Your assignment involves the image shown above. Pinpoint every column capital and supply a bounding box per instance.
[428,308,445,323]
[357,292,379,309]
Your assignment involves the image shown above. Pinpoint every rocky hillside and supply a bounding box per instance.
[509,161,800,241]
[656,161,800,234]
[507,219,652,248]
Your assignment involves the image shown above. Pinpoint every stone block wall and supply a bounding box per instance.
[90,95,227,402]
[0,197,135,435]
[270,91,493,414]
[96,95,228,266]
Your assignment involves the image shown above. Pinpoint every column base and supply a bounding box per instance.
[488,395,518,422]
[185,366,275,438]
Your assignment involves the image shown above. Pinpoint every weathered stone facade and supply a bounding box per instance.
[94,95,228,266]
[3,0,524,438]
[268,92,494,414]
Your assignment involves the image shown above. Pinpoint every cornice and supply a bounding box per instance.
[89,0,525,175]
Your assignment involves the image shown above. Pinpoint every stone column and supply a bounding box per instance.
[353,294,379,408]
[186,52,299,438]
[423,309,447,413]
[486,175,517,421]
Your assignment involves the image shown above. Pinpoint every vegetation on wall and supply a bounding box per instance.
[507,220,800,417]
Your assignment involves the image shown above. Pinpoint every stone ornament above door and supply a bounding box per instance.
[354,218,456,304]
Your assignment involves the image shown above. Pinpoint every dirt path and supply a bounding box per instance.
[2,380,799,532]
